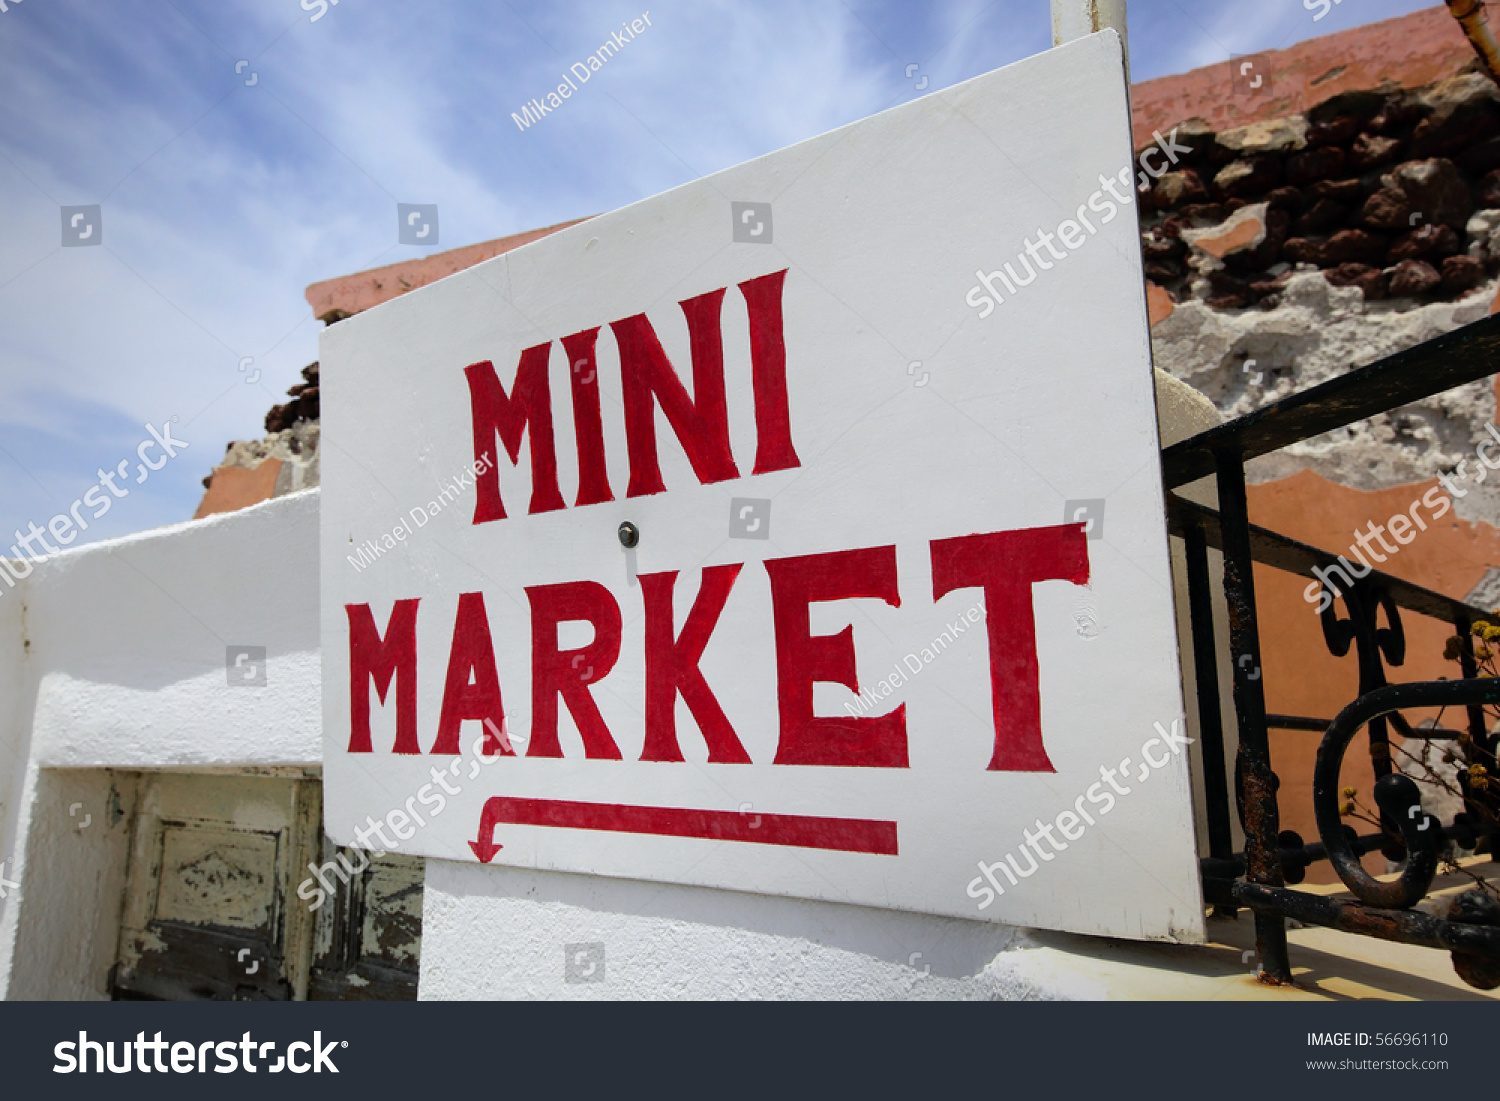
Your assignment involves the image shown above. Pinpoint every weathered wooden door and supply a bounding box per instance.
[110,771,421,1000]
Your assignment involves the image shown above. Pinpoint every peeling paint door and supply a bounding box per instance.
[111,772,321,1000]
[109,771,423,1000]
[309,842,423,1000]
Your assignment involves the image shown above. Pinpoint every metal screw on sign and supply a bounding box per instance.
[618,521,639,548]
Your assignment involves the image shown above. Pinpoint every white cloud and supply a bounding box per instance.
[0,0,1445,547]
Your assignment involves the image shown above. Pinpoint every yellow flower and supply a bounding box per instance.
[1478,645,1493,661]
[1485,626,1500,641]
[1342,785,1358,798]
[1475,621,1492,636]
[1339,801,1355,817]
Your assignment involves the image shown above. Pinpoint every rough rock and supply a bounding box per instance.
[1361,186,1413,230]
[1412,73,1500,157]
[1311,178,1367,205]
[1307,90,1386,127]
[1149,269,1500,524]
[1285,145,1346,185]
[1294,198,1347,236]
[1216,116,1310,156]
[1480,169,1500,208]
[216,421,321,498]
[1466,208,1500,263]
[1282,237,1325,265]
[1307,115,1361,148]
[1154,168,1208,208]
[1386,158,1473,229]
[1349,133,1402,171]
[1387,258,1443,297]
[1213,158,1281,199]
[1265,186,1304,215]
[1180,202,1268,261]
[1386,222,1460,263]
[1142,235,1187,262]
[1441,253,1485,292]
[1322,228,1387,266]
[1323,262,1388,300]
[265,362,320,432]
[1457,136,1500,176]
[1160,117,1216,160]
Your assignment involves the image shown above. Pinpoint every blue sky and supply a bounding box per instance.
[0,0,1443,548]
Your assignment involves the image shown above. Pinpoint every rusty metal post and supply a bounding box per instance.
[1051,0,1129,78]
[1213,448,1293,984]
[1447,0,1500,86]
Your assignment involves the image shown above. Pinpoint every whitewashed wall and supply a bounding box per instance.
[0,490,322,999]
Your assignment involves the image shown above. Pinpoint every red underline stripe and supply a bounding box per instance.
[482,797,898,855]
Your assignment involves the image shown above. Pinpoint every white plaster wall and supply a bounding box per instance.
[1,769,137,1000]
[25,489,321,770]
[418,859,1100,1000]
[0,490,322,999]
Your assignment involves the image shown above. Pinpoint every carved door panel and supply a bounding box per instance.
[308,842,423,1000]
[110,771,321,1001]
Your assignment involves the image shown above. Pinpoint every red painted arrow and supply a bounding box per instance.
[468,831,502,862]
[468,796,897,862]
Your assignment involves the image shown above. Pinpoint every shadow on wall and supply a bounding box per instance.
[419,858,1046,996]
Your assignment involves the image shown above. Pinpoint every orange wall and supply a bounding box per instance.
[1246,469,1500,872]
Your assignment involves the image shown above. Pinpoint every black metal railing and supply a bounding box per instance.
[1163,311,1500,987]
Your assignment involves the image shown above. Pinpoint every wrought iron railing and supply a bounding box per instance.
[1163,312,1500,987]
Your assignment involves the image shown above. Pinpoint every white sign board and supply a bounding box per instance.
[319,31,1204,941]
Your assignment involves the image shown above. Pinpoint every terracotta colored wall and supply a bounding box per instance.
[304,217,590,322]
[1246,469,1500,874]
[193,460,283,520]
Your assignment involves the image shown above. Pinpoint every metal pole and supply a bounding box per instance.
[1446,0,1500,87]
[1213,448,1293,984]
[1051,0,1129,77]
